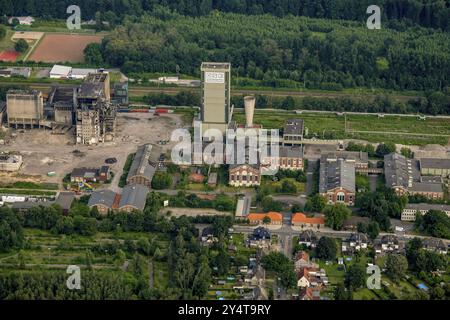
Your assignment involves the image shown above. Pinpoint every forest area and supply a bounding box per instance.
[83,11,450,93]
[0,0,449,30]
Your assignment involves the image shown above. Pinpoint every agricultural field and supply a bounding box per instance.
[28,34,103,63]
[233,111,450,146]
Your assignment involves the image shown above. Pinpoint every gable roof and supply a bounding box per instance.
[247,212,283,222]
[119,184,149,211]
[88,189,117,208]
[292,213,325,225]
[319,158,356,193]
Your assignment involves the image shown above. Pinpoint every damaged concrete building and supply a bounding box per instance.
[4,71,117,145]
[76,72,116,145]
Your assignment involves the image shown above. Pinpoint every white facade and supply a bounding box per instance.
[50,65,72,79]
[401,204,450,221]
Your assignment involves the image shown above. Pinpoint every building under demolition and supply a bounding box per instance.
[76,72,116,145]
[4,72,117,145]
[6,90,44,128]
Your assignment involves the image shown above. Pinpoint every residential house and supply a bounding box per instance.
[342,233,369,253]
[401,203,450,221]
[8,16,35,25]
[298,230,318,248]
[294,251,318,271]
[71,166,110,183]
[422,238,447,255]
[248,227,271,248]
[319,157,356,206]
[291,213,325,229]
[247,212,283,225]
[375,235,400,254]
[297,268,311,288]
[200,227,217,245]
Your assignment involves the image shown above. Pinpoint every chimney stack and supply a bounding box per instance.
[244,96,256,128]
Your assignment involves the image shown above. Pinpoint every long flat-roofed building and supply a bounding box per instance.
[200,62,231,137]
[420,158,450,177]
[401,203,450,221]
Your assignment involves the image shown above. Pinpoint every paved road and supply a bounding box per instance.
[305,159,318,196]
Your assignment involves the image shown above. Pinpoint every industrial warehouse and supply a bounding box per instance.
[5,71,118,145]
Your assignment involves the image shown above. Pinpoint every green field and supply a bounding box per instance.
[0,29,15,51]
[233,111,450,146]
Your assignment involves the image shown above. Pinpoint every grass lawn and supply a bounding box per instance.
[353,288,379,300]
[0,29,15,51]
[233,111,450,146]
[262,178,305,195]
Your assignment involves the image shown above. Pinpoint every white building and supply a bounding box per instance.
[70,68,98,80]
[50,65,72,79]
[401,203,450,221]
[8,16,35,25]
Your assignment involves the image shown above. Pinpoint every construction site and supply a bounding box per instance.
[5,71,116,144]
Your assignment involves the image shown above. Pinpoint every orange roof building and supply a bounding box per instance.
[247,212,283,225]
[292,213,325,227]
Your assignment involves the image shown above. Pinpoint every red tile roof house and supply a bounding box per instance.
[247,212,283,225]
[294,251,318,271]
[291,213,325,229]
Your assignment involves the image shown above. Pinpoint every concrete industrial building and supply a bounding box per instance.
[76,72,116,145]
[419,158,450,177]
[4,72,117,144]
[200,62,232,137]
[283,119,304,145]
[384,153,444,199]
[6,90,44,128]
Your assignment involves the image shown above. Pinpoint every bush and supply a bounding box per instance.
[151,172,173,190]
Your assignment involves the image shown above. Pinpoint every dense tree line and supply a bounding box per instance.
[1,0,449,30]
[142,91,450,115]
[0,271,137,300]
[97,12,449,92]
[414,210,450,239]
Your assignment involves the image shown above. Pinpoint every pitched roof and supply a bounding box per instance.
[420,158,450,170]
[292,213,325,225]
[88,189,117,208]
[295,251,309,262]
[405,203,450,212]
[55,192,75,210]
[119,184,149,211]
[247,212,283,222]
[319,158,355,193]
[127,144,158,182]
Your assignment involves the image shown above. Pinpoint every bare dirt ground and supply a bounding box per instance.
[0,113,183,192]
[28,34,103,63]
